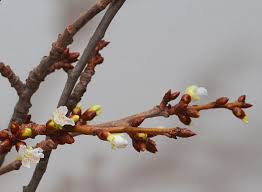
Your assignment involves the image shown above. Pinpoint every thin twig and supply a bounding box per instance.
[0,62,25,96]
[0,160,21,175]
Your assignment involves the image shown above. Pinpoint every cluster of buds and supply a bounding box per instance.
[128,118,196,153]
[45,104,102,145]
[47,47,80,74]
[0,122,35,154]
[159,85,252,125]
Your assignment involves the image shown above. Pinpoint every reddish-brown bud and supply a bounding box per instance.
[10,122,20,134]
[15,141,26,152]
[232,107,245,119]
[178,114,191,125]
[68,52,80,62]
[81,111,97,121]
[132,140,146,152]
[171,91,180,100]
[216,97,229,105]
[96,131,109,141]
[146,139,158,153]
[238,95,246,102]
[177,128,197,138]
[181,94,191,104]
[242,103,253,108]
[0,130,9,141]
[0,139,12,154]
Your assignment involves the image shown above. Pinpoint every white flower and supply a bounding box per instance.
[185,85,208,101]
[107,133,128,150]
[52,106,75,127]
[18,145,44,168]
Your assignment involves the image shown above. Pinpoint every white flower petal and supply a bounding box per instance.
[57,106,68,115]
[22,159,31,168]
[17,146,44,168]
[107,134,128,149]
[18,145,27,157]
[197,87,208,96]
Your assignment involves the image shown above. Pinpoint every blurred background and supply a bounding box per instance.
[0,0,261,191]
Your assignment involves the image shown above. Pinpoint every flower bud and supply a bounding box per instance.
[181,94,191,104]
[215,97,229,105]
[0,139,12,154]
[146,139,158,153]
[0,130,9,141]
[88,105,102,116]
[46,119,61,131]
[242,115,249,124]
[15,141,26,152]
[72,104,82,116]
[132,140,146,152]
[107,133,128,149]
[232,107,245,119]
[136,133,148,140]
[70,115,80,123]
[178,114,191,125]
[18,128,33,140]
[238,95,246,102]
[10,122,20,134]
[81,111,97,121]
[176,128,197,138]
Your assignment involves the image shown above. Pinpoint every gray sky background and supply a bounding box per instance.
[0,0,261,192]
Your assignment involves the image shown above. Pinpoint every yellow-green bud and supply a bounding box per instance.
[242,115,249,124]
[22,128,32,138]
[71,115,80,123]
[88,105,102,116]
[137,133,148,140]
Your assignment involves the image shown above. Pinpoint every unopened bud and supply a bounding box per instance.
[238,95,246,102]
[232,107,245,119]
[136,133,148,140]
[72,104,82,116]
[177,128,197,138]
[70,115,80,123]
[181,94,191,104]
[0,139,12,154]
[88,105,102,116]
[15,141,26,152]
[0,130,9,141]
[81,111,97,121]
[146,139,158,153]
[10,122,20,134]
[178,114,191,125]
[18,128,32,139]
[216,97,229,105]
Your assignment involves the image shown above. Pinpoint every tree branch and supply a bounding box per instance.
[0,62,25,96]
[23,1,126,191]
[67,40,109,111]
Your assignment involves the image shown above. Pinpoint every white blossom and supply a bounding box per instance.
[107,134,128,149]
[18,145,44,168]
[52,106,75,127]
[185,85,208,101]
